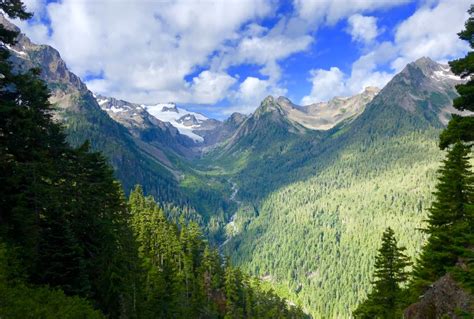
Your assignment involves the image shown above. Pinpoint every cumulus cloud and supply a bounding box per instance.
[190,71,237,104]
[301,41,396,104]
[302,0,471,104]
[293,0,411,25]
[211,16,313,83]
[346,14,379,44]
[301,68,346,105]
[15,0,272,104]
[223,76,286,114]
[391,0,470,71]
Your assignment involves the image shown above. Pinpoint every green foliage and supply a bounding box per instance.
[353,228,412,319]
[128,186,307,318]
[443,5,474,148]
[0,5,139,316]
[439,114,474,149]
[0,243,104,319]
[211,52,459,318]
[222,130,442,317]
[412,141,474,294]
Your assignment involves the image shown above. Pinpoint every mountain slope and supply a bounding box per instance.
[4,14,468,317]
[221,57,463,318]
[144,102,210,142]
[96,95,197,159]
[222,96,312,154]
[0,15,195,205]
[283,86,380,130]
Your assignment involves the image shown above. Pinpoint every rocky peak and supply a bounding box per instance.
[362,86,380,95]
[227,112,247,126]
[276,96,292,104]
[177,114,200,126]
[373,57,462,117]
[253,95,287,119]
[413,56,440,71]
[401,57,461,86]
[162,104,179,113]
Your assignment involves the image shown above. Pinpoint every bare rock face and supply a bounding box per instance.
[404,274,473,319]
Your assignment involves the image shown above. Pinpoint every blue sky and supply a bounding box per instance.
[15,0,471,118]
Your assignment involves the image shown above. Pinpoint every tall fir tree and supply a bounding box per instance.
[440,5,474,148]
[353,228,411,319]
[412,141,474,292]
[0,2,140,316]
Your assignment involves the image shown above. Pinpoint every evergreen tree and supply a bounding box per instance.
[224,263,245,319]
[440,5,474,148]
[128,186,306,319]
[412,141,474,291]
[0,2,140,316]
[353,228,411,319]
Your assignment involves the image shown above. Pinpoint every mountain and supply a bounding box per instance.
[212,87,379,162]
[0,15,194,205]
[144,102,211,142]
[219,57,463,317]
[96,95,247,151]
[220,96,311,155]
[3,15,468,318]
[96,95,197,159]
[279,86,380,130]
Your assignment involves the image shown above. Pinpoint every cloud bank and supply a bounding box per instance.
[14,0,471,115]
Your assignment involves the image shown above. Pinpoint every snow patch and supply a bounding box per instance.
[6,45,27,56]
[145,103,208,142]
[110,106,126,113]
[433,65,462,82]
[97,98,109,106]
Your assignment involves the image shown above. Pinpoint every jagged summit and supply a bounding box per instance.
[177,114,200,126]
[227,112,247,126]
[370,57,462,123]
[253,95,286,118]
[161,104,179,113]
[248,87,380,131]
[410,56,461,82]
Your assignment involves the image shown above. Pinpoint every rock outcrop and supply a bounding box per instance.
[404,274,473,319]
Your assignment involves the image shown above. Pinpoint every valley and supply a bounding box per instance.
[1,3,473,317]
[93,55,461,317]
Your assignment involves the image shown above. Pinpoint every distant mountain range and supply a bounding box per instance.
[1,15,467,318]
[96,85,381,149]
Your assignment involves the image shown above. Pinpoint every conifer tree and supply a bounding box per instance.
[412,141,474,291]
[353,228,411,319]
[0,3,140,316]
[440,5,474,148]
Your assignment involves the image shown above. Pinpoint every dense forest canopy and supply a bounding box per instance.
[1,1,473,318]
[0,1,306,318]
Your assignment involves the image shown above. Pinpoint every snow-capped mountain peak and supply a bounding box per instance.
[142,103,209,142]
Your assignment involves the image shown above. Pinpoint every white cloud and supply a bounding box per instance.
[346,14,379,44]
[302,0,471,104]
[211,16,313,83]
[16,0,272,104]
[301,67,346,104]
[391,0,471,71]
[293,0,411,25]
[225,76,286,114]
[301,41,397,104]
[190,71,237,104]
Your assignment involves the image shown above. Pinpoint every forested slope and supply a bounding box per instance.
[221,57,461,317]
[0,3,306,317]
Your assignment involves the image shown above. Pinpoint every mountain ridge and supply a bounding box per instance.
[2,14,470,318]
